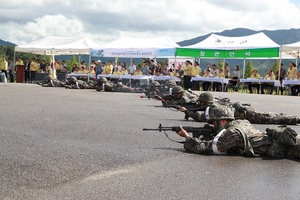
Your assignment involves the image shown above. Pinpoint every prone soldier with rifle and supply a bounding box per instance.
[164,91,300,125]
[176,103,300,160]
[154,85,199,120]
[143,123,215,143]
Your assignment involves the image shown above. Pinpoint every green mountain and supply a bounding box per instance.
[178,28,300,46]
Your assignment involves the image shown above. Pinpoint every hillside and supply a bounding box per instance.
[0,39,16,46]
[178,28,300,46]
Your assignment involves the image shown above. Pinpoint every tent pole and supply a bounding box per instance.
[277,46,282,95]
[88,49,92,82]
[243,58,246,79]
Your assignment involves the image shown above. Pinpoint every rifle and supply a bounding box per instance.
[143,123,215,143]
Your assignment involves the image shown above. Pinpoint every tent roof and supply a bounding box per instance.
[281,41,300,51]
[183,32,280,50]
[100,36,180,49]
[15,36,101,55]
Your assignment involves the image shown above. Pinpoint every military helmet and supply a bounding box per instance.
[69,76,77,84]
[166,80,176,87]
[151,81,160,87]
[198,92,214,103]
[171,86,184,94]
[205,103,234,123]
[99,77,107,83]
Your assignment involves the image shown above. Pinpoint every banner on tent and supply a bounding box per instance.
[91,48,176,58]
[168,58,194,67]
[176,47,279,58]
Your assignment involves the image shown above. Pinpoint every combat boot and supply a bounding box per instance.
[184,111,190,120]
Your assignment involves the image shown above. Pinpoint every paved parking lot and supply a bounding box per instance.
[0,83,299,200]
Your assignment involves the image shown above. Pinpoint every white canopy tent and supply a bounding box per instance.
[177,32,280,79]
[15,36,101,55]
[281,41,300,59]
[91,36,180,58]
[183,32,280,50]
[15,36,101,78]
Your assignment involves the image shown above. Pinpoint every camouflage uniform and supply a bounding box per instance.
[233,102,299,125]
[37,75,65,87]
[162,86,198,106]
[65,77,95,89]
[183,104,300,159]
[185,92,299,125]
[95,77,134,92]
[144,81,162,98]
[185,92,221,122]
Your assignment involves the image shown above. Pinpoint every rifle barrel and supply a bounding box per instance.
[142,128,161,131]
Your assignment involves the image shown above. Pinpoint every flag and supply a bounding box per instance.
[50,52,57,79]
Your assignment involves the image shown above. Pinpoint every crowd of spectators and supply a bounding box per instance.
[1,57,299,96]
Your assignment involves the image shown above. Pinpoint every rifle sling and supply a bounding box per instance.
[163,131,186,144]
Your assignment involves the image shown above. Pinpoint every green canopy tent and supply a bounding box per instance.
[176,32,280,78]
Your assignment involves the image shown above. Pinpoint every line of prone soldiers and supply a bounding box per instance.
[36,75,144,92]
[147,81,300,160]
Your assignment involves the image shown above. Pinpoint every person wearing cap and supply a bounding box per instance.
[95,60,103,79]
[176,103,300,159]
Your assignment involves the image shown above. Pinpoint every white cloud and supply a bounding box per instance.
[1,0,300,45]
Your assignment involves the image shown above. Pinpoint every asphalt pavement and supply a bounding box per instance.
[0,83,299,200]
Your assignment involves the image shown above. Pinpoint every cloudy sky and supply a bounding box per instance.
[1,0,300,45]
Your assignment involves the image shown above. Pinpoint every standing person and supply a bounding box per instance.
[183,60,192,90]
[224,63,230,78]
[275,63,287,95]
[176,103,300,160]
[0,57,8,80]
[191,61,201,90]
[148,59,157,75]
[128,61,136,75]
[141,61,149,75]
[95,60,103,79]
[105,61,113,75]
[15,58,24,66]
[30,58,39,83]
[230,65,240,92]
[40,60,46,72]
[8,58,15,83]
[287,62,297,80]
[24,58,30,83]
